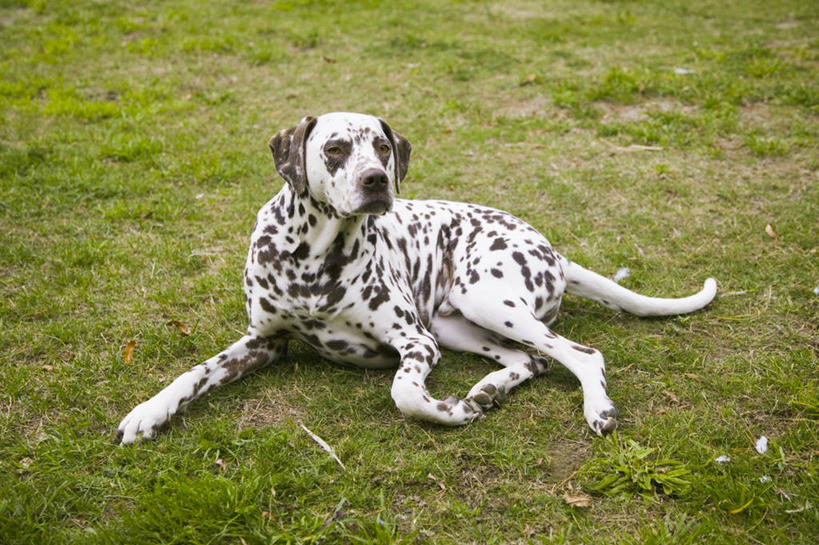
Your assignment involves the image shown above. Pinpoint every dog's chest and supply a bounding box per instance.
[255,267,403,368]
[290,315,400,368]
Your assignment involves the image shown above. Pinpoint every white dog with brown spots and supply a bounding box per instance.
[117,112,717,444]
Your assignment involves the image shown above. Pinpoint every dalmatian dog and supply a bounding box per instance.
[117,112,717,444]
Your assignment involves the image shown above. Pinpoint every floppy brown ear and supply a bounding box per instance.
[268,116,317,195]
[379,118,411,194]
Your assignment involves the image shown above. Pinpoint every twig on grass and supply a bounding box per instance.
[301,424,346,470]
[601,140,664,152]
[550,470,579,495]
[720,290,748,297]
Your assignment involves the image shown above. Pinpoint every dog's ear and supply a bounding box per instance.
[268,116,317,195]
[379,118,411,194]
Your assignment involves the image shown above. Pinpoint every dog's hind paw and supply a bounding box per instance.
[586,400,618,436]
[466,383,507,412]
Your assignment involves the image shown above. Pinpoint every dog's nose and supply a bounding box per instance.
[359,169,389,191]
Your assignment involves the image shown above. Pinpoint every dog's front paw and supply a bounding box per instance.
[393,390,481,425]
[116,399,171,445]
[440,395,484,425]
[585,398,618,436]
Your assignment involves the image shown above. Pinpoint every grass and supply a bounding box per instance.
[1,0,817,543]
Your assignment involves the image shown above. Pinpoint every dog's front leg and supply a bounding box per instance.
[390,332,482,425]
[117,334,286,444]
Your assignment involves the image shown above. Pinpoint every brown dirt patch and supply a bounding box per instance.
[496,95,570,121]
[739,102,773,126]
[596,98,698,123]
[236,386,306,429]
[543,438,591,485]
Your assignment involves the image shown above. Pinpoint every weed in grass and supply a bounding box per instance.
[582,434,693,498]
[788,379,818,419]
[624,513,708,545]
[743,133,790,156]
[589,67,649,104]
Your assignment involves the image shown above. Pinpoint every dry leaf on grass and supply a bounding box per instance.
[428,473,447,493]
[562,491,592,508]
[520,73,537,86]
[124,340,136,363]
[166,320,191,336]
[765,223,777,238]
[663,389,680,403]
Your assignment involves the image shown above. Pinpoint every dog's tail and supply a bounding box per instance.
[564,261,717,317]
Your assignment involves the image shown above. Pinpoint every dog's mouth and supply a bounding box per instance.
[352,197,393,216]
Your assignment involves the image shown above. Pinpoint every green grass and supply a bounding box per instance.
[1,0,817,543]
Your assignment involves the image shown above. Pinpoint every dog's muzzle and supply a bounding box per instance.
[353,168,393,215]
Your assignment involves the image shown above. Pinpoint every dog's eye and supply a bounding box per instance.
[326,146,342,156]
[379,144,391,154]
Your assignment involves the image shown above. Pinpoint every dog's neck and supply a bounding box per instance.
[277,187,375,271]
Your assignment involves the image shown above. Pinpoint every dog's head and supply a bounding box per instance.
[269,112,411,217]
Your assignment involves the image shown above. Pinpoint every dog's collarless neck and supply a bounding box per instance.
[280,188,375,271]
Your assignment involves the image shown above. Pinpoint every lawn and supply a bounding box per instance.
[1,0,817,543]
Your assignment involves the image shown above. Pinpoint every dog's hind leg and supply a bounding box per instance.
[430,312,550,412]
[446,286,617,435]
[117,334,286,444]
